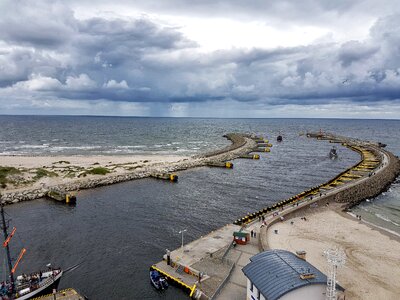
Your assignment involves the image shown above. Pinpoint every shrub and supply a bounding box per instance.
[85,167,110,175]
[33,168,58,180]
[0,166,21,188]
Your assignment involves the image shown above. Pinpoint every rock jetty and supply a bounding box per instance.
[0,133,259,204]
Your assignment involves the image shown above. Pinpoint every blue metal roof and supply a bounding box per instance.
[242,249,344,300]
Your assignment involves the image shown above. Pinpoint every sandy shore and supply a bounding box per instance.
[267,208,400,300]
[0,155,187,191]
[0,155,186,169]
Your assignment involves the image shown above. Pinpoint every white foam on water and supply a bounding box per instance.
[375,213,400,227]
[347,212,400,237]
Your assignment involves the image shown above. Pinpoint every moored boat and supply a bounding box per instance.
[150,270,168,290]
[1,203,63,299]
[329,147,338,159]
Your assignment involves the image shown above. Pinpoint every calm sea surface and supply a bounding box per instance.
[0,116,399,299]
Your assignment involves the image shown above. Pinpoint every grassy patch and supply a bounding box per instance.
[33,168,58,180]
[0,166,21,188]
[85,167,110,175]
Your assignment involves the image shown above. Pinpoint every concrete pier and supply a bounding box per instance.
[31,288,86,300]
[151,132,400,299]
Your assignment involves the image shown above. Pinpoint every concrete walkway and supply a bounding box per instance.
[215,232,260,300]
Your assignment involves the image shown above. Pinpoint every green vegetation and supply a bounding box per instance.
[85,167,110,175]
[33,168,58,180]
[0,166,21,188]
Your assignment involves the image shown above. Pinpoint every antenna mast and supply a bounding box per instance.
[1,202,15,294]
[325,248,346,300]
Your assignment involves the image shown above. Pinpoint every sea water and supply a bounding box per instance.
[0,116,399,299]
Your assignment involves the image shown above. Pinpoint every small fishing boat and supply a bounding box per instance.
[1,203,63,299]
[150,270,168,290]
[329,147,338,159]
[277,135,283,142]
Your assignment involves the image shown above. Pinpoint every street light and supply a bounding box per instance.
[178,229,187,253]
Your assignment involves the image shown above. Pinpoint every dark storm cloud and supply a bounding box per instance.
[1,0,400,112]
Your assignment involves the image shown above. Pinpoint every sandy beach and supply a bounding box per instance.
[267,208,400,300]
[0,155,187,191]
[0,155,186,169]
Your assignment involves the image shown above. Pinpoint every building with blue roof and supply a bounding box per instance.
[242,249,345,300]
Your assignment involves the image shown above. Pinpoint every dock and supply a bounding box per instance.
[47,190,76,204]
[31,288,86,300]
[150,132,400,299]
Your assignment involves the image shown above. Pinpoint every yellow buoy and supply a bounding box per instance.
[225,162,233,168]
[169,174,178,182]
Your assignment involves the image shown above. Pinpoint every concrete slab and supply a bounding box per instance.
[215,282,246,300]
[236,252,252,268]
[170,224,241,267]
[32,288,85,300]
[229,266,247,288]
[154,260,198,286]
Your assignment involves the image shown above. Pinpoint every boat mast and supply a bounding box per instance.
[1,202,15,294]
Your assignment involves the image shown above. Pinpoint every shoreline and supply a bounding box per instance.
[345,211,400,239]
[266,207,400,300]
[0,133,259,204]
[0,154,187,169]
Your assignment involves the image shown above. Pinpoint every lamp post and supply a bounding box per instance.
[178,229,187,253]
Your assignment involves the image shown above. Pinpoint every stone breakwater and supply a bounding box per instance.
[0,133,258,204]
[256,133,400,250]
[310,135,400,209]
[335,148,400,209]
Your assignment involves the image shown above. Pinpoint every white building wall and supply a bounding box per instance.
[246,279,266,300]
[279,284,326,300]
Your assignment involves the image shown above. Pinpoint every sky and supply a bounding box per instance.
[1,0,400,118]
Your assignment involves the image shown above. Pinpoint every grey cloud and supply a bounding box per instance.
[1,2,400,114]
[338,41,380,67]
[0,1,76,48]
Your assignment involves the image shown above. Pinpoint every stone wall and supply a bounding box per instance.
[336,150,400,209]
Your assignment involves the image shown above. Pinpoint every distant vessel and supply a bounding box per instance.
[150,270,168,290]
[277,135,283,142]
[329,147,338,159]
[1,204,63,299]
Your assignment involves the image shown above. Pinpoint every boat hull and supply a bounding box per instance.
[17,271,63,300]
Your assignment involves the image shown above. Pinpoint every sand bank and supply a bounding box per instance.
[0,154,186,169]
[267,209,400,300]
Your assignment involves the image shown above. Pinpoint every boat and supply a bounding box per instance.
[277,135,283,142]
[1,203,63,299]
[150,270,168,290]
[329,147,338,159]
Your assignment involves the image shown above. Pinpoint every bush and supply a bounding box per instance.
[33,168,58,180]
[0,166,21,188]
[85,167,110,175]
